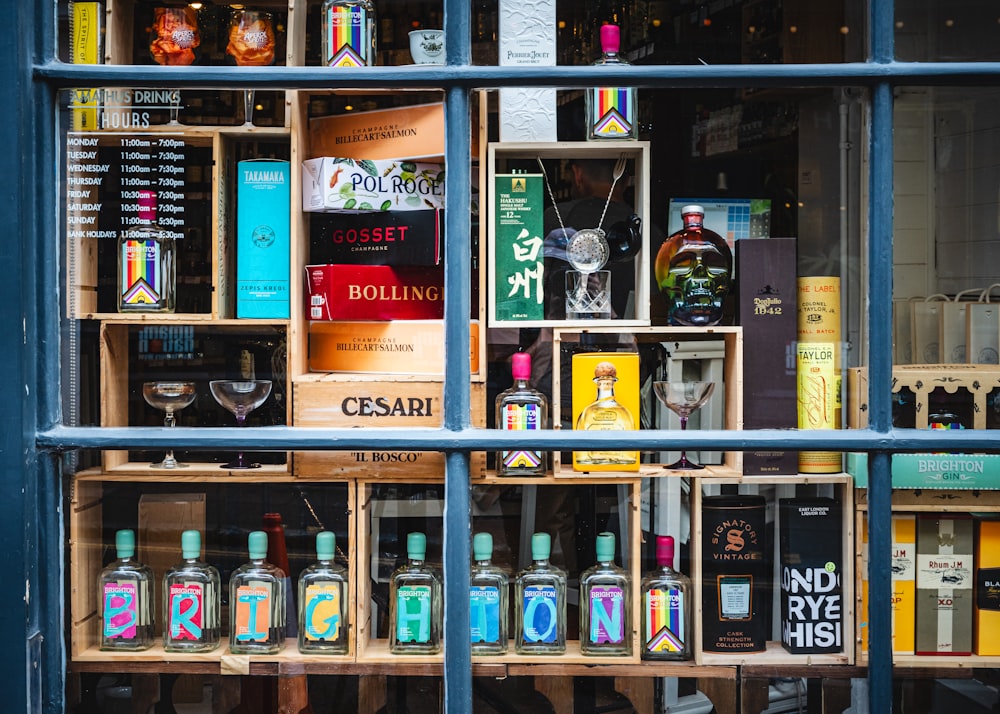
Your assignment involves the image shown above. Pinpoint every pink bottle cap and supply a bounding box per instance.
[656,535,674,567]
[511,352,531,380]
[138,190,157,221]
[600,24,621,54]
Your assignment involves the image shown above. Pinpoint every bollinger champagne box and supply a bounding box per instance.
[737,237,798,474]
[305,264,443,321]
[860,514,916,654]
[975,517,1000,655]
[570,352,640,472]
[301,157,445,213]
[915,515,974,655]
[309,209,442,266]
[779,497,843,654]
[237,160,290,319]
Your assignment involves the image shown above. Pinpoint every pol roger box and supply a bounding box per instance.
[975,517,1000,655]
[305,264,443,321]
[309,209,442,266]
[916,515,974,655]
[302,157,445,213]
[861,515,916,654]
[237,159,290,319]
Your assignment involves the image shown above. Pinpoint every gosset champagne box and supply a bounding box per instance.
[570,352,640,472]
[975,517,1000,655]
[301,157,445,213]
[309,209,442,266]
[737,237,798,474]
[778,497,843,654]
[305,264,443,321]
[237,159,290,318]
[308,102,444,161]
[915,515,974,655]
[860,514,916,654]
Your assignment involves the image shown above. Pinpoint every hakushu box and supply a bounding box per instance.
[779,497,843,654]
[301,157,445,213]
[915,514,974,655]
[237,159,290,319]
[309,209,442,266]
[304,264,443,321]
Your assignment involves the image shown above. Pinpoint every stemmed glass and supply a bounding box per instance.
[209,379,272,469]
[149,7,201,125]
[653,381,716,470]
[225,9,276,127]
[142,381,197,468]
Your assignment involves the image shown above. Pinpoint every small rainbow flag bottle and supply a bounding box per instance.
[117,189,176,312]
[585,24,637,141]
[640,535,692,660]
[322,0,377,67]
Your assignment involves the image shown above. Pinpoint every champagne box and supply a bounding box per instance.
[301,157,445,213]
[915,515,974,655]
[860,514,916,654]
[237,160,290,319]
[308,103,444,161]
[309,210,442,266]
[305,264,443,321]
[570,352,640,472]
[736,237,797,475]
[779,497,843,654]
[974,517,1000,655]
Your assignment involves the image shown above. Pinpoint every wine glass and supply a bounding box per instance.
[149,7,201,125]
[653,381,716,470]
[142,381,197,468]
[209,379,272,469]
[225,9,276,127]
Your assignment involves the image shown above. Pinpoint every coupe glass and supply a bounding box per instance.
[653,381,716,470]
[209,379,272,469]
[142,381,197,468]
[225,9,276,127]
[149,7,201,124]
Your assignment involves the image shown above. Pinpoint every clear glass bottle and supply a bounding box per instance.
[654,204,733,327]
[640,535,691,660]
[163,529,221,652]
[470,532,509,655]
[99,529,154,651]
[574,361,637,466]
[389,531,442,654]
[298,531,349,654]
[580,531,631,655]
[229,530,286,654]
[514,532,567,654]
[117,189,176,312]
[262,512,297,638]
[585,24,637,140]
[322,0,377,67]
[495,352,548,476]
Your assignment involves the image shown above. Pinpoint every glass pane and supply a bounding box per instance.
[896,0,1000,61]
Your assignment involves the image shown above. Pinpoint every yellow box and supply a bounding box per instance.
[861,514,915,654]
[975,518,1000,655]
[570,352,640,472]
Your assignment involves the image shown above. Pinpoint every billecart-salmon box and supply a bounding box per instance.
[237,159,290,319]
[305,264,443,321]
[309,210,442,266]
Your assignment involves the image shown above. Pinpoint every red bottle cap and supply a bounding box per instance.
[656,535,674,567]
[138,190,157,221]
[600,24,620,54]
[511,352,532,381]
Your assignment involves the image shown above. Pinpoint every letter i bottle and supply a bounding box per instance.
[298,531,349,654]
[99,529,154,651]
[163,530,221,652]
[580,531,631,655]
[229,530,286,654]
[640,535,691,660]
[515,532,567,654]
[389,532,442,654]
[470,532,509,655]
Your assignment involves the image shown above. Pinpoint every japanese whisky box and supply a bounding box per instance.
[915,515,974,655]
[304,264,443,321]
[301,157,445,213]
[237,159,290,319]
[570,352,640,472]
[309,209,442,266]
[492,172,544,322]
[860,514,916,654]
[974,517,1000,655]
[779,497,843,654]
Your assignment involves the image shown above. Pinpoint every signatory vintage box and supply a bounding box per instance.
[308,103,444,162]
[737,237,797,474]
[779,497,843,654]
[305,264,443,321]
[237,159,290,318]
[570,352,640,472]
[301,157,445,213]
[861,514,916,654]
[309,210,442,266]
[975,517,1000,655]
[308,320,479,375]
[915,515,974,655]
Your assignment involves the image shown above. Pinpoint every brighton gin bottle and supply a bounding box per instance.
[654,204,733,327]
[640,535,691,660]
[118,189,176,312]
[470,532,509,655]
[163,530,221,652]
[389,532,443,654]
[298,531,349,654]
[580,531,631,655]
[495,352,548,476]
[99,529,154,651]
[322,0,377,67]
[585,24,636,140]
[514,532,567,654]
[575,361,637,467]
[229,530,286,654]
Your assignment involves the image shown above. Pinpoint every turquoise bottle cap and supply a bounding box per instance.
[596,531,616,562]
[531,532,551,561]
[407,532,427,561]
[248,530,268,560]
[181,530,201,560]
[316,531,336,560]
[473,532,493,561]
[116,529,136,559]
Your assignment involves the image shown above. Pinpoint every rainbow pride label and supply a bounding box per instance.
[324,7,371,67]
[644,588,685,653]
[120,239,163,306]
[590,87,634,138]
[499,403,543,470]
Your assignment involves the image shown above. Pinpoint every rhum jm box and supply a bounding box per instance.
[915,515,973,655]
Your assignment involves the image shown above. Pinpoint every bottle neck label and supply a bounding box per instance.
[167,582,204,641]
[644,588,686,652]
[522,585,559,643]
[470,585,500,643]
[396,585,433,642]
[587,586,625,644]
[103,581,140,639]
[304,583,343,641]
[234,583,273,642]
[324,7,371,67]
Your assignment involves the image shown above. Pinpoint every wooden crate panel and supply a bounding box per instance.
[70,481,103,657]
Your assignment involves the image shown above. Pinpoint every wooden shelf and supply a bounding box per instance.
[700,640,853,667]
[75,463,291,482]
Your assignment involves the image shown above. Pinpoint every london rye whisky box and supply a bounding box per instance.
[915,514,974,655]
[237,159,290,319]
[309,210,442,266]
